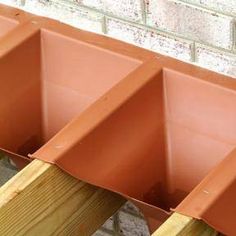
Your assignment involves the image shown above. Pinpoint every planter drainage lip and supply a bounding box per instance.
[0,4,236,235]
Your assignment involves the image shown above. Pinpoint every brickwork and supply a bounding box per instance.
[1,0,235,77]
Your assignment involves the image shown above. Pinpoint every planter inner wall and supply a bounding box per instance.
[0,15,18,38]
[46,67,236,214]
[163,68,236,209]
[1,19,236,227]
[0,29,140,157]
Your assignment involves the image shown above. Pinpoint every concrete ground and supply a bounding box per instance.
[0,159,150,236]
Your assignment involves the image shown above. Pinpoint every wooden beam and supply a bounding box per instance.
[152,213,219,236]
[0,159,126,236]
[0,159,221,236]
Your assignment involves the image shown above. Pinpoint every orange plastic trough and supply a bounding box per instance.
[0,4,235,235]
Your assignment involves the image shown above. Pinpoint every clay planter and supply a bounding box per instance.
[0,5,33,35]
[33,59,236,234]
[0,4,236,235]
[0,15,17,36]
[0,25,141,168]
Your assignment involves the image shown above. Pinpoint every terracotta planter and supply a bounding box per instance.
[0,5,33,35]
[0,16,17,37]
[0,4,236,235]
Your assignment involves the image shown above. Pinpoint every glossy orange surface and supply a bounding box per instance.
[0,4,235,235]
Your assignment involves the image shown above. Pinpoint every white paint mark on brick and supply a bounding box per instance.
[78,0,143,22]
[196,44,236,77]
[106,17,193,61]
[122,202,142,216]
[146,0,233,50]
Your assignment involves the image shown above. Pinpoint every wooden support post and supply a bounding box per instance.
[152,213,219,236]
[0,159,126,236]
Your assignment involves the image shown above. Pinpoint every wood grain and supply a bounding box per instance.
[152,213,219,236]
[0,159,125,236]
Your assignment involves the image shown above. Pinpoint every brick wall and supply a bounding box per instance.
[2,0,236,77]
